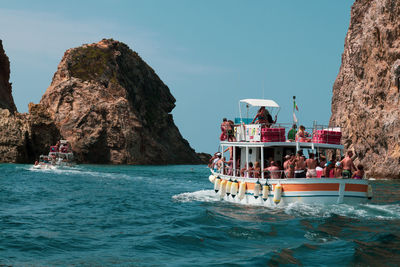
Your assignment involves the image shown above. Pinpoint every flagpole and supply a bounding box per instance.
[293,96,296,126]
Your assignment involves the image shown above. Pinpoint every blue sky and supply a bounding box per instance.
[0,1,353,154]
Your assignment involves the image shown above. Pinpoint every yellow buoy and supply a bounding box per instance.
[254,180,261,199]
[231,180,239,198]
[209,175,216,184]
[367,184,373,199]
[273,183,282,204]
[262,184,269,201]
[226,180,233,196]
[214,177,221,193]
[238,182,246,200]
[220,179,227,197]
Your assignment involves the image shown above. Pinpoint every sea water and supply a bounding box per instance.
[1,164,400,266]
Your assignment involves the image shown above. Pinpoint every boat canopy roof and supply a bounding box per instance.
[240,99,280,108]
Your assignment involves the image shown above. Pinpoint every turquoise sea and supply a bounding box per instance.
[1,164,400,266]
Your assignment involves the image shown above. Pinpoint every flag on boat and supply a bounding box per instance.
[293,96,298,123]
[294,100,299,111]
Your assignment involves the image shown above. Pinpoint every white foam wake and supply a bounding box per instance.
[172,190,220,203]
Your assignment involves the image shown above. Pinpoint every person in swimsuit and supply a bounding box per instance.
[227,120,236,142]
[334,162,342,178]
[294,151,306,178]
[296,125,311,142]
[341,150,356,178]
[251,107,277,127]
[352,164,364,179]
[306,153,318,178]
[287,154,296,178]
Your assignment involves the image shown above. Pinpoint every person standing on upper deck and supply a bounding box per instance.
[341,151,356,178]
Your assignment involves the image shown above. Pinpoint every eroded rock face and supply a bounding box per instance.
[40,39,201,164]
[330,0,400,178]
[0,40,17,113]
[0,104,60,163]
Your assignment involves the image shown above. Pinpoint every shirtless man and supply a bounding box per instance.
[294,151,306,178]
[287,154,296,178]
[265,161,281,179]
[341,151,356,178]
[305,153,318,178]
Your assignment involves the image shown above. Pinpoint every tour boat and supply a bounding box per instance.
[209,99,372,206]
[33,140,75,169]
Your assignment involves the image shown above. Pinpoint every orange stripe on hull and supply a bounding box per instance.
[281,184,339,192]
[345,184,368,193]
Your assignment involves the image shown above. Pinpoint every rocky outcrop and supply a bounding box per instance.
[40,39,201,164]
[0,104,60,163]
[330,0,400,178]
[0,40,17,113]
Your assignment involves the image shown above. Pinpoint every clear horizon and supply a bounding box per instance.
[0,0,353,154]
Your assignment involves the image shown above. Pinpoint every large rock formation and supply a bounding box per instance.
[40,39,201,164]
[330,0,400,178]
[0,104,60,163]
[0,40,17,113]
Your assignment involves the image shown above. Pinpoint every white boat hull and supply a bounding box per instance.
[211,172,371,206]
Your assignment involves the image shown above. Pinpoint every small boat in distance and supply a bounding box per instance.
[33,140,75,169]
[209,98,372,206]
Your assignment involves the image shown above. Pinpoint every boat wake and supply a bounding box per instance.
[174,190,400,220]
[26,166,136,180]
[172,190,220,203]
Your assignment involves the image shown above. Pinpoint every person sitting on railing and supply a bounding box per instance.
[287,124,297,141]
[296,125,311,142]
[251,107,277,127]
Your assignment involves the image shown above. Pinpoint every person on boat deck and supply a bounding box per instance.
[352,164,364,179]
[224,157,233,176]
[265,161,281,179]
[240,163,247,177]
[283,155,291,178]
[287,124,297,141]
[322,162,335,178]
[220,118,229,141]
[251,107,277,127]
[334,162,342,178]
[287,154,296,178]
[318,155,327,168]
[245,162,255,178]
[295,125,311,142]
[253,162,261,178]
[227,120,236,142]
[341,150,356,178]
[212,153,222,171]
[294,151,306,178]
[224,146,233,162]
[208,152,220,168]
[305,153,318,178]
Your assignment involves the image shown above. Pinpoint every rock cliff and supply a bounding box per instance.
[0,40,17,113]
[40,39,201,164]
[0,104,60,163]
[330,0,400,178]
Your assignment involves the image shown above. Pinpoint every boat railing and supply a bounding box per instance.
[230,121,341,144]
[215,167,288,179]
